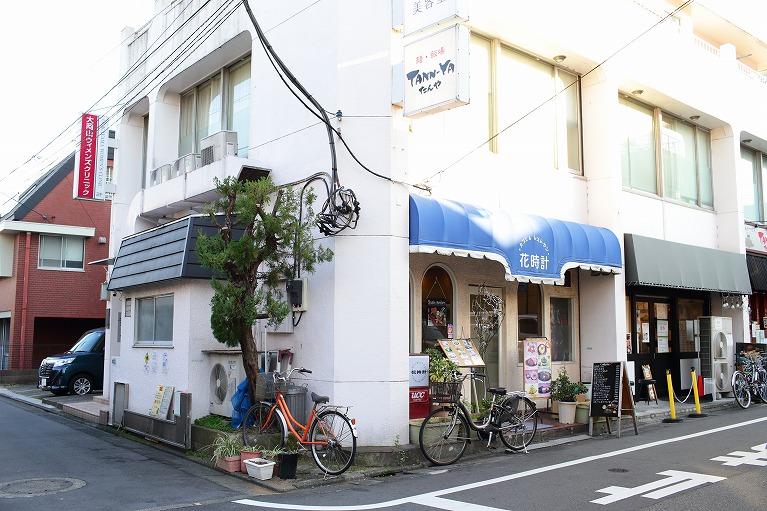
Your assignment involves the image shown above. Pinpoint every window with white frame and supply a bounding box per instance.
[413,36,581,174]
[619,96,713,207]
[740,147,767,222]
[136,294,174,346]
[179,58,250,158]
[38,235,84,270]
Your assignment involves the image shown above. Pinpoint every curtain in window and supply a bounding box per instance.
[498,48,555,169]
[228,60,251,157]
[619,98,656,193]
[62,237,84,269]
[697,129,713,207]
[556,70,580,172]
[137,298,155,343]
[740,148,759,221]
[179,92,195,155]
[196,76,222,145]
[39,235,62,267]
[155,295,174,343]
[661,116,697,205]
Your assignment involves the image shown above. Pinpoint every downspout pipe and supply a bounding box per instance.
[19,232,31,369]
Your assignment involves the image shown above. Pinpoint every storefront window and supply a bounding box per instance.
[470,286,502,389]
[421,266,453,350]
[677,298,704,353]
[517,282,542,362]
[550,297,573,361]
[635,300,651,354]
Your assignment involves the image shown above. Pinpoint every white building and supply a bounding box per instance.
[104,0,766,447]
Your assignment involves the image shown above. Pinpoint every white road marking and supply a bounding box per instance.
[591,470,725,505]
[711,442,767,466]
[235,415,767,510]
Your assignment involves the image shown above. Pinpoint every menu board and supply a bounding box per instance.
[150,385,175,419]
[589,361,637,438]
[590,362,621,417]
[438,339,484,367]
[522,338,552,398]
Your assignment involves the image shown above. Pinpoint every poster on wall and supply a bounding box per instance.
[438,338,484,367]
[427,299,447,326]
[522,338,552,398]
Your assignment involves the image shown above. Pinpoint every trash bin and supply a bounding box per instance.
[283,385,308,423]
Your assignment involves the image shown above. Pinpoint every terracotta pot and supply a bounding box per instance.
[216,455,241,473]
[241,451,263,473]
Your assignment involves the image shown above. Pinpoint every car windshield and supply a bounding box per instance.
[69,330,104,353]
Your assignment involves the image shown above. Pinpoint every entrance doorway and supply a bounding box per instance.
[631,297,673,396]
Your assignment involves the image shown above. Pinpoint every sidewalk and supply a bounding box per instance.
[0,382,737,492]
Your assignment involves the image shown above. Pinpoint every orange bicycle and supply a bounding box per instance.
[241,367,357,475]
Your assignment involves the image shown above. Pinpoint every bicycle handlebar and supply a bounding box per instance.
[273,367,312,382]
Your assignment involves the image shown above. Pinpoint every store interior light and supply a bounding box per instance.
[553,55,566,63]
[631,89,644,95]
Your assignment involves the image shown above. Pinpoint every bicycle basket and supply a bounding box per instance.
[429,381,461,403]
[254,371,278,401]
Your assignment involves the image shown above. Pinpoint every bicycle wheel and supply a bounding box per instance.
[419,407,469,466]
[757,370,767,403]
[242,403,286,449]
[498,396,538,451]
[732,371,751,409]
[309,410,357,475]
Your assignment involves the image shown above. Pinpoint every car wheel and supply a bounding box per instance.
[69,374,93,396]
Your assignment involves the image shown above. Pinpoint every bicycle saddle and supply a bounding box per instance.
[488,387,507,395]
[311,392,329,404]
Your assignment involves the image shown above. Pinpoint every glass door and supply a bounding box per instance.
[631,297,673,396]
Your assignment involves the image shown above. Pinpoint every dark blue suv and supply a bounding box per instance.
[38,328,105,396]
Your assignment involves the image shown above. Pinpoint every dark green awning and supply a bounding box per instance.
[747,254,767,292]
[624,234,751,294]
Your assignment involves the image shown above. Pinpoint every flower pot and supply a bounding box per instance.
[244,458,275,480]
[575,402,590,424]
[278,453,299,479]
[557,401,577,424]
[216,455,241,473]
[240,451,263,473]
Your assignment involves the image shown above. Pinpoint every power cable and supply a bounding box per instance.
[419,0,695,187]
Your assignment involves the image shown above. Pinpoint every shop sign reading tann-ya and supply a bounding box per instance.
[403,0,468,35]
[73,113,107,201]
[403,24,469,118]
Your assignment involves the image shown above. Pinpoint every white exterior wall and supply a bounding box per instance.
[104,1,767,446]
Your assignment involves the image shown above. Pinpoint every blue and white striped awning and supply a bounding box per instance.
[409,194,622,285]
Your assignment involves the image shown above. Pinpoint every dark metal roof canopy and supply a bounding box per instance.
[624,233,752,294]
[107,215,239,291]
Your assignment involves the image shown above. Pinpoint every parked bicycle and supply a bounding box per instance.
[241,367,357,475]
[731,351,767,409]
[419,370,538,466]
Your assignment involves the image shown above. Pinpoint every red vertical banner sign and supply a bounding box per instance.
[74,113,106,201]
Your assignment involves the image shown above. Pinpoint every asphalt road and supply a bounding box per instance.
[2,392,766,511]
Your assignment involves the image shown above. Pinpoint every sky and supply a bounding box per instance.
[0,0,154,211]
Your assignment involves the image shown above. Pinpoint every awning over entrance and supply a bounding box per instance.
[409,194,622,284]
[624,233,752,294]
[746,254,767,292]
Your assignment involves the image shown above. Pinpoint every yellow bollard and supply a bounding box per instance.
[688,368,708,418]
[662,369,684,423]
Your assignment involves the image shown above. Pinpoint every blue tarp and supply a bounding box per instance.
[409,194,622,284]
[230,379,251,429]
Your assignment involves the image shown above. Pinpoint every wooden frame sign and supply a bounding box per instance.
[437,339,484,367]
[588,361,637,437]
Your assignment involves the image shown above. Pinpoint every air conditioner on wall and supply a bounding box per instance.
[207,352,247,417]
[699,316,733,397]
[172,153,201,177]
[200,130,238,166]
[150,164,172,186]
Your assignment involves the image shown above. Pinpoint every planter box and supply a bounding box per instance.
[216,455,241,473]
[241,451,263,473]
[245,458,275,480]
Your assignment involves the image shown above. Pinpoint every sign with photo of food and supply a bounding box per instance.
[523,338,552,398]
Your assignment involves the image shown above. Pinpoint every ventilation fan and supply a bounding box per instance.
[210,363,230,406]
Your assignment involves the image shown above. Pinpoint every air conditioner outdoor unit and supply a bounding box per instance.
[208,352,247,417]
[150,164,172,186]
[699,316,733,397]
[172,153,201,177]
[200,130,238,166]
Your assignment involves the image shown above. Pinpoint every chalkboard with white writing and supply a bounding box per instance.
[590,362,621,417]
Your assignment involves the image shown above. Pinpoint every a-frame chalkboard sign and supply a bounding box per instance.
[588,361,637,437]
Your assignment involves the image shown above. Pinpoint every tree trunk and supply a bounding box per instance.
[240,325,261,405]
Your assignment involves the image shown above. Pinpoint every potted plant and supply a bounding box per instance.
[240,445,264,473]
[210,433,244,473]
[550,368,587,424]
[276,437,302,479]
[243,457,276,480]
[262,446,288,478]
[424,348,461,412]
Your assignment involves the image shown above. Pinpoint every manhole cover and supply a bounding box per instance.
[0,478,85,498]
[608,468,629,473]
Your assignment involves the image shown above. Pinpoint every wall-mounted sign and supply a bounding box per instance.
[403,0,468,36]
[73,113,107,201]
[403,24,469,118]
[522,338,552,398]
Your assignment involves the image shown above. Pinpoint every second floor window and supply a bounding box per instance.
[740,147,767,222]
[38,235,84,270]
[619,97,713,208]
[179,58,250,158]
[136,294,174,346]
